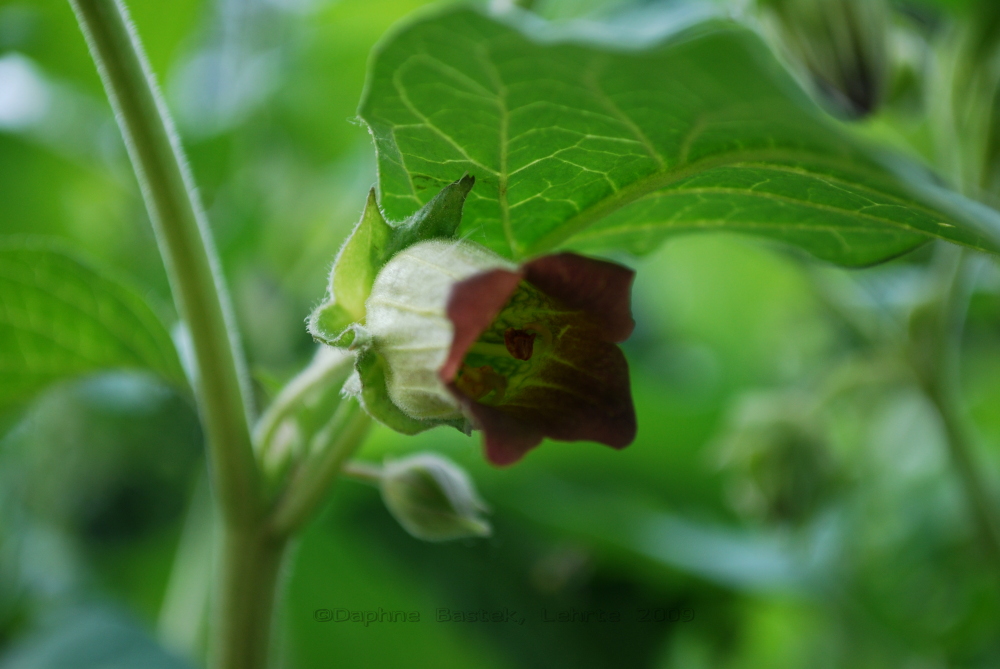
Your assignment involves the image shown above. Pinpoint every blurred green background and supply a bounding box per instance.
[3,0,1000,667]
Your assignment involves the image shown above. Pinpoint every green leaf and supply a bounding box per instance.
[308,174,476,345]
[359,8,1000,266]
[0,239,186,413]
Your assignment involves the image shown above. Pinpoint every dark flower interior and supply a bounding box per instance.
[440,253,637,466]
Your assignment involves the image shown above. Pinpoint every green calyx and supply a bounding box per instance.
[352,347,468,436]
[307,176,478,436]
[308,174,476,346]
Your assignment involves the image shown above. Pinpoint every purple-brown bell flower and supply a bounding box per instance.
[364,239,636,466]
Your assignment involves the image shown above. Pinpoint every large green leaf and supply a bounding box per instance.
[0,239,186,413]
[359,7,1000,265]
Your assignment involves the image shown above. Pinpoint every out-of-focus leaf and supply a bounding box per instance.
[360,8,1000,265]
[0,239,186,413]
[0,0,203,96]
[0,607,193,669]
[276,0,440,162]
[504,480,832,593]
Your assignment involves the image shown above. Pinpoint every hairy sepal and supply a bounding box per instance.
[349,347,469,436]
[308,174,476,346]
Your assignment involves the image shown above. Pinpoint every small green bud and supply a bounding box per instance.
[365,240,515,421]
[379,452,492,541]
[716,392,840,525]
[254,346,355,487]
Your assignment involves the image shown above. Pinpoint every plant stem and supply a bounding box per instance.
[214,528,288,669]
[269,400,372,536]
[917,245,1000,565]
[342,460,384,484]
[68,0,259,528]
[253,347,353,459]
[68,2,276,666]
[929,383,1000,563]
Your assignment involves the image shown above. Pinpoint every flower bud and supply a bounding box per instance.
[759,0,890,118]
[379,452,491,541]
[716,392,840,526]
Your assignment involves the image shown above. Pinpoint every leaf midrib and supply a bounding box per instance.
[521,148,953,256]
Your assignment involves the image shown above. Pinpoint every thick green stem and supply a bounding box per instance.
[214,529,288,669]
[68,0,259,528]
[916,246,1000,566]
[69,3,273,667]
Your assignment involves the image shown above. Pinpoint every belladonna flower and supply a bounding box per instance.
[366,240,636,465]
[309,176,637,466]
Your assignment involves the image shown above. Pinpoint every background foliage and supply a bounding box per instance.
[3,0,1000,667]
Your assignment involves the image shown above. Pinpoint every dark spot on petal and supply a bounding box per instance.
[441,269,523,383]
[504,328,536,360]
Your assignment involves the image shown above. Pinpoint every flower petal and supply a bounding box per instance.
[449,335,635,465]
[440,268,523,383]
[522,253,635,342]
[440,253,637,466]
